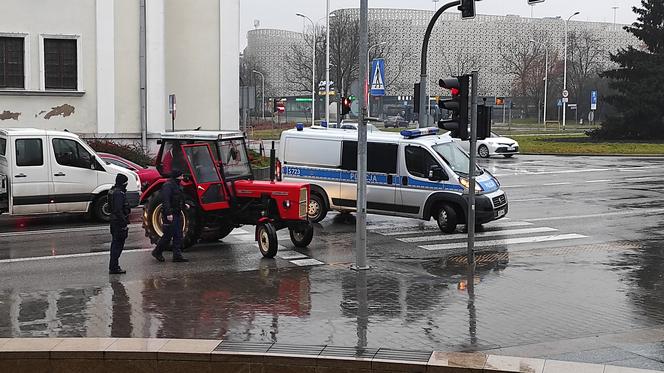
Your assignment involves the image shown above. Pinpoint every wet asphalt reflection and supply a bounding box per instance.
[0,155,663,370]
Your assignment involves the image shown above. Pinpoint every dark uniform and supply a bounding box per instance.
[109,174,131,274]
[151,170,188,262]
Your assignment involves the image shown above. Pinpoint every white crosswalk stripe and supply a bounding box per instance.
[373,220,533,236]
[420,234,587,251]
[397,227,558,243]
[368,218,589,252]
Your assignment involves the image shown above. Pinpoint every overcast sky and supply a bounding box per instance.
[240,0,641,49]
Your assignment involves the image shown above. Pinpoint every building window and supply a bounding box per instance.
[0,36,24,88]
[44,38,77,90]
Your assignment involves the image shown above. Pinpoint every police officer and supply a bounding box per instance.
[151,169,189,263]
[109,173,131,274]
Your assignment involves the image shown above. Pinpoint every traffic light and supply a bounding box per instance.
[413,83,421,113]
[477,104,492,140]
[341,96,352,115]
[437,75,470,140]
[273,98,278,113]
[459,0,476,19]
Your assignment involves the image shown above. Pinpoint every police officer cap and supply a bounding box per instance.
[115,173,129,186]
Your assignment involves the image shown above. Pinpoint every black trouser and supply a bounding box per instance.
[153,214,183,258]
[110,223,128,271]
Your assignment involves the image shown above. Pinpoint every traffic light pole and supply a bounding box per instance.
[467,70,478,272]
[353,0,370,271]
[418,0,461,128]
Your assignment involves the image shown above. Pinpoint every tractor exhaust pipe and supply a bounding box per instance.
[269,141,276,183]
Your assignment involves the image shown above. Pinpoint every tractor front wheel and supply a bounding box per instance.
[256,222,278,258]
[289,221,314,248]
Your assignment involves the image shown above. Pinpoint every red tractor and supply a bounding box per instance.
[140,131,313,258]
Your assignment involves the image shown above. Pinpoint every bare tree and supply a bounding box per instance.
[567,29,606,115]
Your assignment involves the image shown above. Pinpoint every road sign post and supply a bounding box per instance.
[591,90,598,111]
[168,94,176,132]
[467,70,479,272]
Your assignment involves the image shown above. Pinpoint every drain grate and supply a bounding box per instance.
[215,341,273,353]
[319,345,378,359]
[267,343,326,356]
[447,252,509,267]
[373,348,433,362]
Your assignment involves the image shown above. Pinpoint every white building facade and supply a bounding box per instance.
[0,0,240,148]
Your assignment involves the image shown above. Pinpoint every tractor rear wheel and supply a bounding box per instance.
[256,222,278,258]
[289,221,314,248]
[143,191,201,249]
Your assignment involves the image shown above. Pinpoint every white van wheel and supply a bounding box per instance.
[436,204,457,234]
[93,194,111,222]
[308,194,327,223]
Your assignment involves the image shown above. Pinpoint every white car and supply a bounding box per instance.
[446,131,519,158]
[331,120,382,133]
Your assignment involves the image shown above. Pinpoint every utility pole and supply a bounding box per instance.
[467,70,478,275]
[611,6,619,31]
[562,11,580,131]
[418,0,461,128]
[325,0,331,126]
[354,0,369,270]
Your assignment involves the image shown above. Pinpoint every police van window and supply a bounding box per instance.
[15,139,43,167]
[0,138,6,156]
[341,141,397,174]
[405,146,439,178]
[341,141,357,171]
[53,139,93,169]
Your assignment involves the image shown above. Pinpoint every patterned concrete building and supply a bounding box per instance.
[245,8,636,101]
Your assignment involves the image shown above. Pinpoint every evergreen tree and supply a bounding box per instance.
[594,0,664,139]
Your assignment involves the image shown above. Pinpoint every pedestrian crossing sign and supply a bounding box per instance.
[370,58,386,96]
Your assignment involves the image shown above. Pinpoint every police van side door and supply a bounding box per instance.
[339,141,398,215]
[397,144,448,218]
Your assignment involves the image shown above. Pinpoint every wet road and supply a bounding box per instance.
[1,155,663,370]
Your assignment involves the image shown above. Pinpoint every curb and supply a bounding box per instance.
[0,337,661,373]
[521,152,664,157]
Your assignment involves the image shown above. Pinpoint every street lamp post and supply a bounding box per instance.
[252,70,265,121]
[296,13,316,126]
[529,40,548,128]
[562,11,580,131]
[325,0,331,126]
[366,41,386,117]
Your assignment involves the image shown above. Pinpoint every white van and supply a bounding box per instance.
[0,128,141,221]
[278,127,508,233]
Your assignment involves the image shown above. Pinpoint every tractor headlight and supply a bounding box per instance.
[283,200,291,209]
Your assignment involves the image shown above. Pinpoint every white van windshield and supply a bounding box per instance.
[432,142,481,176]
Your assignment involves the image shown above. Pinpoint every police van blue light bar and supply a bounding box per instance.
[400,127,439,138]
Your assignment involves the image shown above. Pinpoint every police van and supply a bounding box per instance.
[278,126,508,233]
[0,128,141,221]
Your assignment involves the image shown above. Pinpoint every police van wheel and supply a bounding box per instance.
[257,223,278,258]
[478,145,490,158]
[436,204,457,234]
[93,194,112,222]
[290,221,314,248]
[308,194,327,223]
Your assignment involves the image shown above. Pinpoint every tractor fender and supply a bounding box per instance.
[140,178,168,204]
[255,217,273,240]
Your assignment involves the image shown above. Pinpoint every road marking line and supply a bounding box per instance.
[0,223,142,238]
[501,185,528,188]
[0,248,153,264]
[420,234,587,251]
[509,198,554,202]
[290,258,324,266]
[399,227,558,243]
[542,182,572,186]
[375,221,533,236]
[585,179,611,183]
[523,208,664,222]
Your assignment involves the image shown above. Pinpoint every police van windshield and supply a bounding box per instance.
[432,142,482,176]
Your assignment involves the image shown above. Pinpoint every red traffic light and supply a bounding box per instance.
[450,88,460,96]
